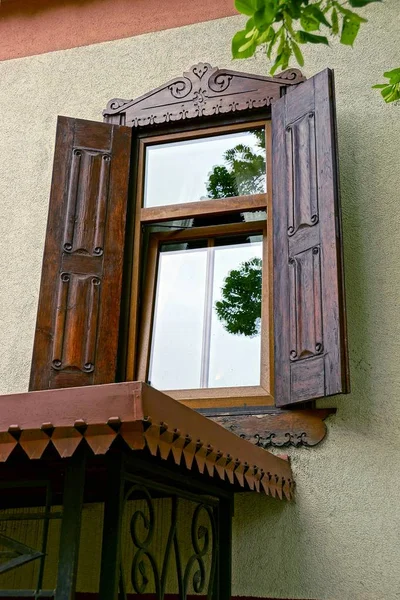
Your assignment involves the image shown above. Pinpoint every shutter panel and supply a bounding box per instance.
[272,68,349,407]
[29,117,132,390]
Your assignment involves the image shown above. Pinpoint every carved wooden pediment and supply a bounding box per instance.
[103,62,305,127]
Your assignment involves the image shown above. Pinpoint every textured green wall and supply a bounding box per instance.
[0,1,399,598]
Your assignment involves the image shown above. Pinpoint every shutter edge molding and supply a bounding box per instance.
[272,68,349,407]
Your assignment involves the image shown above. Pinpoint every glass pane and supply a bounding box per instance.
[144,129,266,208]
[148,243,208,390]
[148,235,262,390]
[209,237,262,388]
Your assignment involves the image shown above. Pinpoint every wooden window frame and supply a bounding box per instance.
[126,120,274,410]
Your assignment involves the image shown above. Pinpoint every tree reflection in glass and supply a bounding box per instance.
[206,129,265,199]
[144,129,265,208]
[148,236,262,391]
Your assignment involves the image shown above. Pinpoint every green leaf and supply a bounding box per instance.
[384,67,400,78]
[254,10,269,30]
[384,68,400,84]
[300,14,320,31]
[281,44,292,70]
[291,39,304,67]
[245,17,256,33]
[388,89,400,103]
[257,26,273,44]
[334,4,367,22]
[380,86,393,99]
[284,0,302,19]
[234,0,258,17]
[283,11,296,37]
[372,81,400,104]
[269,29,286,74]
[232,29,257,58]
[340,15,361,46]
[265,26,275,42]
[254,1,278,29]
[303,5,331,28]
[296,30,329,45]
[348,0,382,6]
[270,39,292,75]
[388,74,400,85]
[270,53,284,75]
[331,8,339,35]
[381,84,400,103]
[266,28,279,58]
[276,28,286,55]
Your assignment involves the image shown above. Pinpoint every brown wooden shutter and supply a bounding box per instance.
[272,68,349,407]
[29,117,132,390]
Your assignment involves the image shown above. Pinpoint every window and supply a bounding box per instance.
[29,65,349,414]
[127,122,274,409]
[147,232,264,391]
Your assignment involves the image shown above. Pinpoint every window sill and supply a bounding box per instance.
[164,386,273,410]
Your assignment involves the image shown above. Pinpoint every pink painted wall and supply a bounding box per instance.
[0,0,237,61]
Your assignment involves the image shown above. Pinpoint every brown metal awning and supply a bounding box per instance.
[0,382,294,500]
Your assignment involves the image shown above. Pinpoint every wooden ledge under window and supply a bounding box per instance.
[0,382,294,500]
[207,407,336,449]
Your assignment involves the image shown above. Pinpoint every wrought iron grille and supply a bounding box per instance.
[0,453,233,600]
[0,481,60,598]
[119,475,220,600]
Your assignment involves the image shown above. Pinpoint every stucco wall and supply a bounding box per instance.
[0,2,399,598]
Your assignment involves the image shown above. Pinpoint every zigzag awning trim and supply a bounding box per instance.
[0,382,294,500]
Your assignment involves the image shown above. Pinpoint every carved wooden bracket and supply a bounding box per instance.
[211,409,335,448]
[103,62,305,127]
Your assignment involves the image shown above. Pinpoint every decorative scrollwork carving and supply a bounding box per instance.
[193,88,206,105]
[208,71,233,93]
[254,431,312,448]
[212,409,334,449]
[103,62,305,128]
[168,77,192,99]
[51,272,101,374]
[108,98,133,111]
[191,62,211,80]
[274,68,304,81]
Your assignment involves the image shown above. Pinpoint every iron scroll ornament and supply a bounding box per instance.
[183,504,217,597]
[123,483,218,600]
